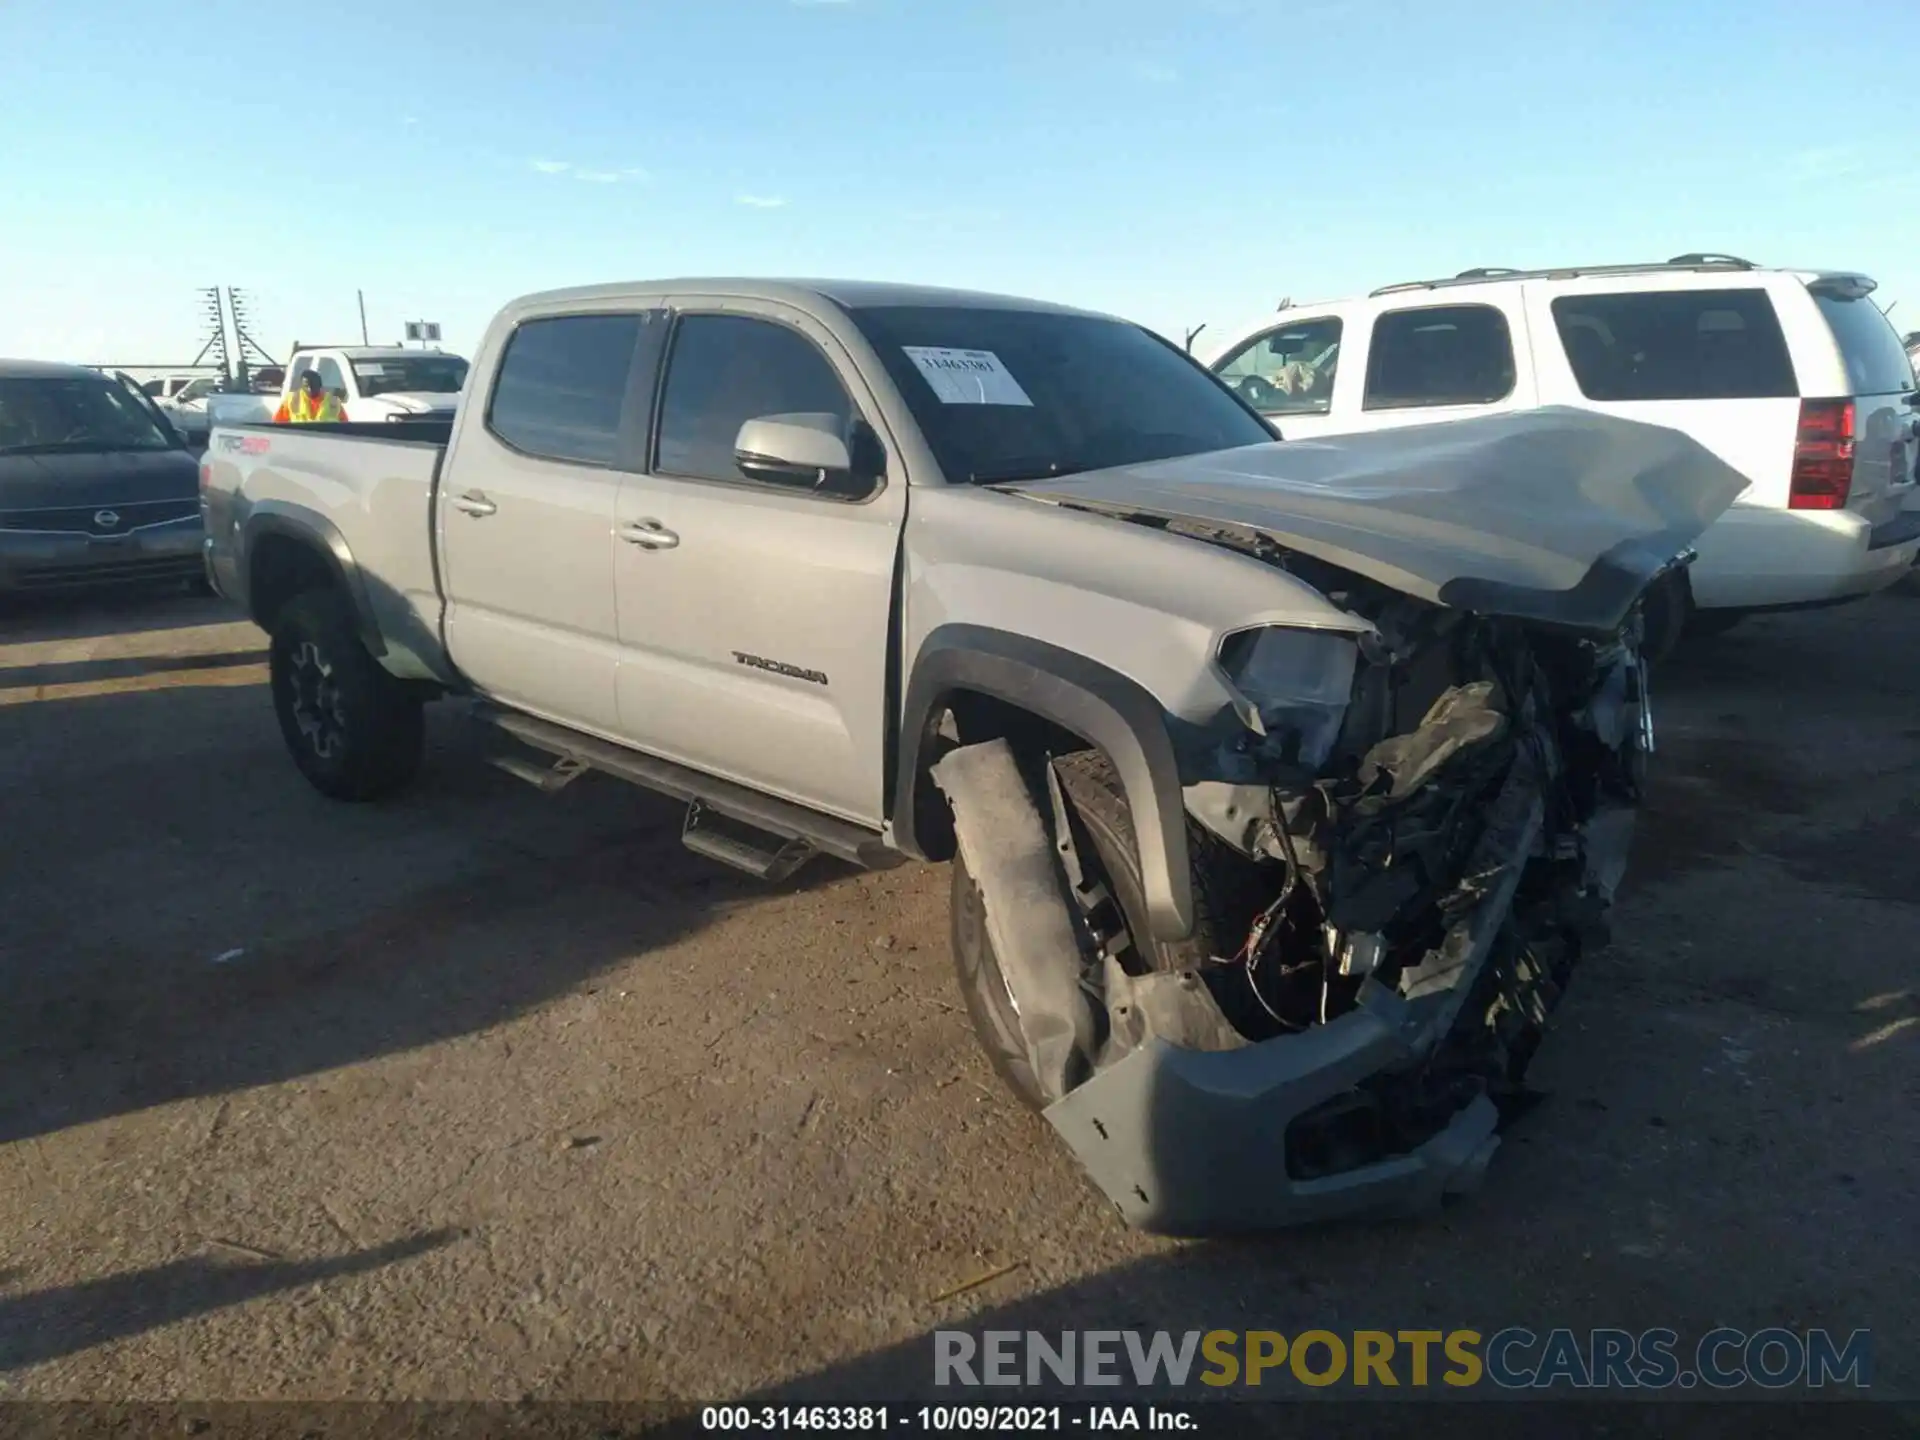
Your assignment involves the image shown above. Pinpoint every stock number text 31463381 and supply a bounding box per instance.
[701,1406,1075,1431]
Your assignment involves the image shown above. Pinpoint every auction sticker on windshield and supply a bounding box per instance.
[901,347,1033,406]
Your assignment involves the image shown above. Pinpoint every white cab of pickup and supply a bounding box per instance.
[1204,256,1920,647]
[205,346,468,428]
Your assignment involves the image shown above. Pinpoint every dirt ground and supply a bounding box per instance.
[1,585,1915,1411]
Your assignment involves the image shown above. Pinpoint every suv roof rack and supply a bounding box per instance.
[1369,254,1760,298]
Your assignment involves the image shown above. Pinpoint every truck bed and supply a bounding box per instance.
[203,419,455,683]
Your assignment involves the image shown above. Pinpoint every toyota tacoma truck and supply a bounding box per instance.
[201,278,1746,1233]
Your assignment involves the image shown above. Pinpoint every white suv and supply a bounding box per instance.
[1205,256,1920,648]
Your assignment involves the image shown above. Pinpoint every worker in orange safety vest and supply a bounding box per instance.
[273,369,348,423]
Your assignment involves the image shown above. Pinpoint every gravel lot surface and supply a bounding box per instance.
[1,587,1914,1413]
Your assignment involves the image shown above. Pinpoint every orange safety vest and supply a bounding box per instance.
[275,389,348,423]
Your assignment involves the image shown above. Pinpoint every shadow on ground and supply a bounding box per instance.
[0,587,229,642]
[0,1230,457,1373]
[0,664,853,1146]
[1626,598,1920,894]
[0,649,265,692]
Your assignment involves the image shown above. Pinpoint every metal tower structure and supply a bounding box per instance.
[226,288,278,390]
[188,287,231,377]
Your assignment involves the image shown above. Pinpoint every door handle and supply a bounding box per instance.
[451,492,497,517]
[621,518,680,550]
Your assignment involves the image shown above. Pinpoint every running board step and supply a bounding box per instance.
[470,703,900,873]
[681,801,816,881]
[489,753,589,794]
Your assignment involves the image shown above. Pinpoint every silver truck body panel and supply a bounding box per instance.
[203,428,450,682]
[902,483,1370,724]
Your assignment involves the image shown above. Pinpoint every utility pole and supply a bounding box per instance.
[358,290,370,345]
[1183,323,1207,354]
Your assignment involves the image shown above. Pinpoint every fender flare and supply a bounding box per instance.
[241,504,387,658]
[893,623,1196,942]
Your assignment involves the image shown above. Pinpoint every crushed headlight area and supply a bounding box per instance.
[936,566,1654,1235]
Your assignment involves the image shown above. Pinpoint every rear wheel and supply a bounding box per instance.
[949,750,1227,1109]
[269,588,424,801]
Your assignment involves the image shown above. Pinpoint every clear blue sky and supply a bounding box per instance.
[1,0,1912,365]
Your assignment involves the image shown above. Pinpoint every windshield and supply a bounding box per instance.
[351,355,469,397]
[846,306,1274,483]
[0,376,178,455]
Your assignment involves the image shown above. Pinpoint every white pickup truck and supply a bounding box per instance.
[201,278,1745,1232]
[205,345,468,429]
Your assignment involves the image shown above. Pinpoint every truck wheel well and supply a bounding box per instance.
[249,533,339,634]
[908,687,1091,862]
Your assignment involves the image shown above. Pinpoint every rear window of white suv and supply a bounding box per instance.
[1549,288,1797,402]
[1813,293,1915,396]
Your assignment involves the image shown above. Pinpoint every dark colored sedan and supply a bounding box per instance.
[0,360,204,594]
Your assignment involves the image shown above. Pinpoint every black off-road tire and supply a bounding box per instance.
[269,588,424,802]
[950,749,1231,1110]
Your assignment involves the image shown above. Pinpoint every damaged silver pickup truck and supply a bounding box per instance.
[200,279,1747,1233]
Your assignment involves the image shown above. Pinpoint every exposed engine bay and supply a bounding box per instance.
[1175,546,1647,1151]
[934,535,1666,1235]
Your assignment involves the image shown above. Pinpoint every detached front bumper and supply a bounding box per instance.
[1046,787,1547,1235]
[0,517,204,592]
[936,658,1630,1234]
[1046,1018,1503,1236]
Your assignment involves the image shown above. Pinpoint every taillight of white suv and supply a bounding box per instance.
[1788,399,1855,510]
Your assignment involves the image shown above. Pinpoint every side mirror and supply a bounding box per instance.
[734,413,880,498]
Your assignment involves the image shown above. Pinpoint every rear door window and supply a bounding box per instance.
[486,314,643,466]
[315,357,348,396]
[1813,293,1915,396]
[1549,288,1796,401]
[1363,304,1515,410]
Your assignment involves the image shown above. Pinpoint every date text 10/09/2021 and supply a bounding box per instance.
[702,1406,1194,1432]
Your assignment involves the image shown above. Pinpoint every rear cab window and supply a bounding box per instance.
[1812,291,1915,397]
[1363,304,1516,410]
[314,356,348,398]
[1549,288,1797,401]
[486,314,646,466]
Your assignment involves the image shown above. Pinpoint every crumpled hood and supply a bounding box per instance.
[1005,407,1750,632]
